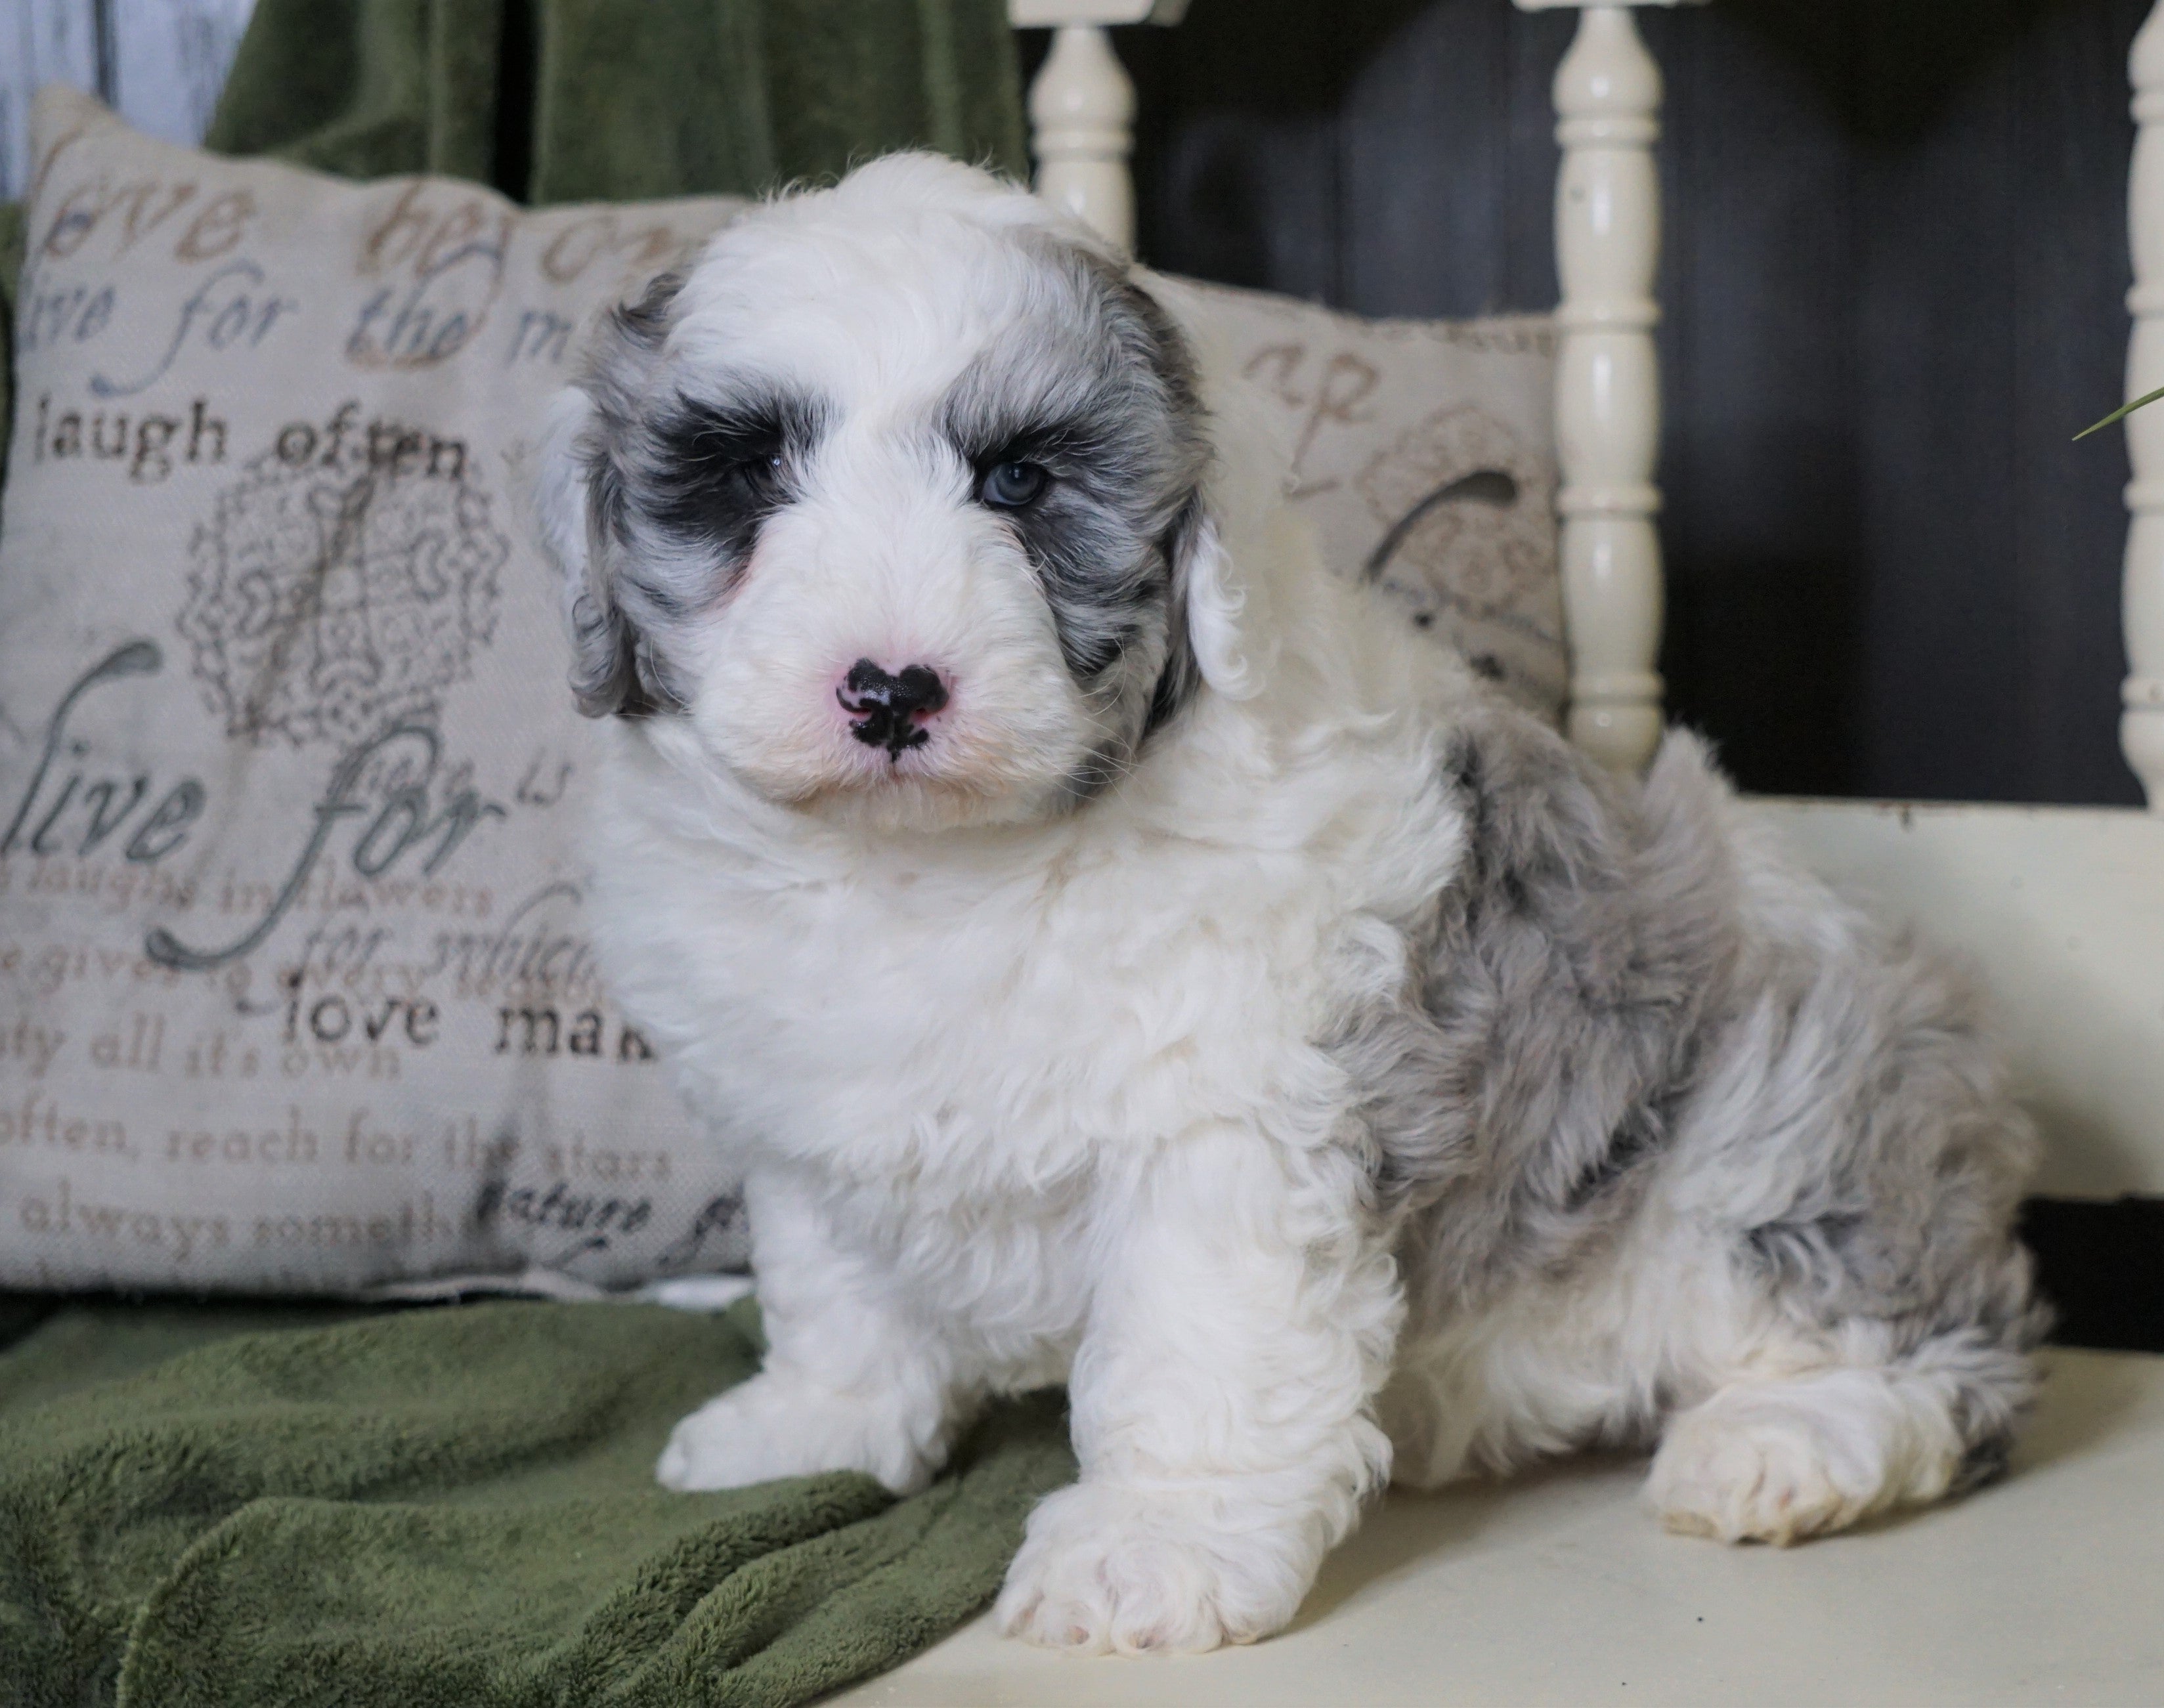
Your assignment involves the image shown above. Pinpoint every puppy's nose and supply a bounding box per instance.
[840,659,949,758]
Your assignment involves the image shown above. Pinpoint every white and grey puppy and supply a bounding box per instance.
[534,154,2045,1655]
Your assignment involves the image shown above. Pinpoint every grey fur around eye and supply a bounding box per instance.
[979,459,1049,508]
[736,452,785,501]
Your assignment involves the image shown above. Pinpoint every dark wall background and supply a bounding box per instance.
[1028,0,2150,804]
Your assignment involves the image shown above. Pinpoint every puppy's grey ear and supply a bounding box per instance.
[1117,270,1268,704]
[534,385,657,719]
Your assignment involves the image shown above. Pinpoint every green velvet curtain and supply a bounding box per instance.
[0,0,1027,484]
[201,0,1026,202]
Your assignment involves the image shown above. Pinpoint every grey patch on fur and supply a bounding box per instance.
[1328,699,2046,1466]
[645,389,829,587]
[563,269,842,721]
[936,238,1214,796]
[557,270,702,717]
[1336,705,1743,1290]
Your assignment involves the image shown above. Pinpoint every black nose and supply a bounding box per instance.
[841,660,949,758]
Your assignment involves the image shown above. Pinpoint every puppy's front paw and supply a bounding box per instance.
[993,1482,1314,1655]
[656,1371,940,1495]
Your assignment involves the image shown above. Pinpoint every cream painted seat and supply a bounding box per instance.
[836,1346,2164,1706]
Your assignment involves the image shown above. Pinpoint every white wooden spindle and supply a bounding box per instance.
[1009,0,1188,255]
[2125,1,2164,807]
[1517,0,1702,773]
[1029,24,1136,250]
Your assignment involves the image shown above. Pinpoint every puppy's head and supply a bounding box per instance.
[536,154,1251,833]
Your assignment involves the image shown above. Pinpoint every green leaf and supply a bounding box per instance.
[2076,387,2164,440]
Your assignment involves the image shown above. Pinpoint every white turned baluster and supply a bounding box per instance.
[1518,0,1701,773]
[1029,24,1137,251]
[1010,1,1188,255]
[1553,9,1663,772]
[2125,2,2164,807]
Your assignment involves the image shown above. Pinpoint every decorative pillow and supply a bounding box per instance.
[0,90,1565,1298]
[1146,274,1565,725]
[1,88,755,1294]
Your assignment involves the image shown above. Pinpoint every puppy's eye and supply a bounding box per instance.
[979,460,1048,509]
[731,453,785,503]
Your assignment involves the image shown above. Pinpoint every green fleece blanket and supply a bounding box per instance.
[0,1298,1073,1707]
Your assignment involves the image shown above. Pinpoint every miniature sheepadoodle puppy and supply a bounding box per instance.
[534,154,2045,1655]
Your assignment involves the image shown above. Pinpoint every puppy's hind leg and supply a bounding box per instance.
[1646,1326,2039,1546]
[1643,888,2048,1543]
[658,1168,970,1497]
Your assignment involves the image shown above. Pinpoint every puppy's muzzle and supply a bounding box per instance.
[840,660,949,758]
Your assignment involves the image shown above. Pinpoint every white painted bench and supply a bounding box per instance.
[836,1350,2159,1705]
